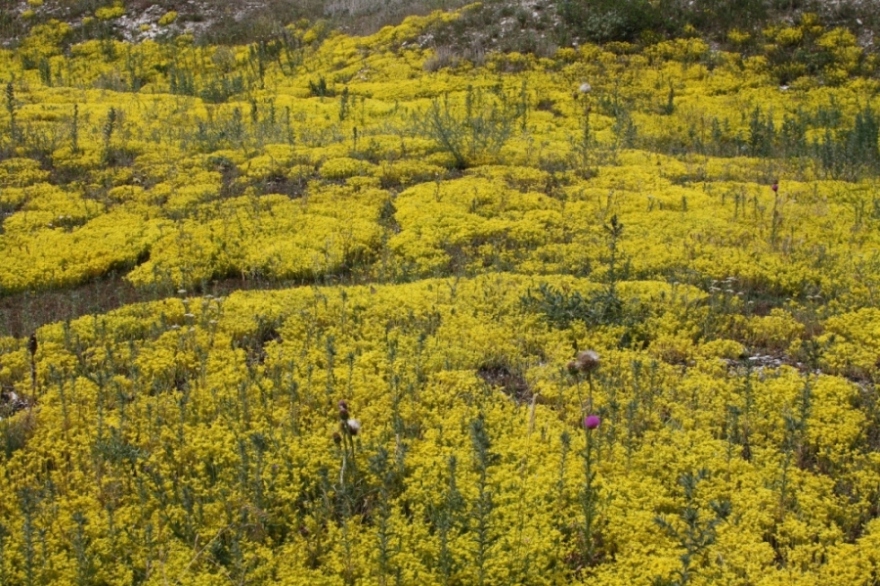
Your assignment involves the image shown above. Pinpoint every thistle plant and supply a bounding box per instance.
[101,106,117,164]
[27,333,37,395]
[339,86,350,122]
[5,82,16,146]
[70,103,79,153]
[430,454,465,586]
[336,399,362,489]
[18,486,39,586]
[661,81,675,116]
[773,376,816,532]
[603,215,624,300]
[567,350,603,570]
[368,446,401,586]
[521,214,634,340]
[469,415,496,586]
[418,85,520,169]
[572,83,594,177]
[654,470,731,586]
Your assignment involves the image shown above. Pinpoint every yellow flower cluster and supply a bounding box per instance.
[0,7,879,585]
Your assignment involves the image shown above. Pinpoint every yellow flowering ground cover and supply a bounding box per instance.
[1,6,880,585]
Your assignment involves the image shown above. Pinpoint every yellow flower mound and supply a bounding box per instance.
[0,8,880,585]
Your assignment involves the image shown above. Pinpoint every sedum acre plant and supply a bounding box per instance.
[0,6,879,586]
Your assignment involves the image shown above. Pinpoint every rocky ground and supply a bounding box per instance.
[2,0,877,52]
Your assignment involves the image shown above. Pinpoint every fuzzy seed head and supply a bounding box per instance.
[574,350,600,373]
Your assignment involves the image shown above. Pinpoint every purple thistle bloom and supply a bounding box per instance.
[584,415,601,430]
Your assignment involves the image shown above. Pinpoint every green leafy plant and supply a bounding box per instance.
[417,85,521,169]
[654,470,731,586]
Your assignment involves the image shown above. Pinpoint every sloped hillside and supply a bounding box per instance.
[1,7,880,585]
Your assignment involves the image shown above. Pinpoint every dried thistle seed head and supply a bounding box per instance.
[333,432,342,445]
[338,399,349,419]
[346,419,361,436]
[574,350,600,373]
[28,334,37,356]
[579,82,592,94]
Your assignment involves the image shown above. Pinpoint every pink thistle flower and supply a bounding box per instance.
[584,415,601,430]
